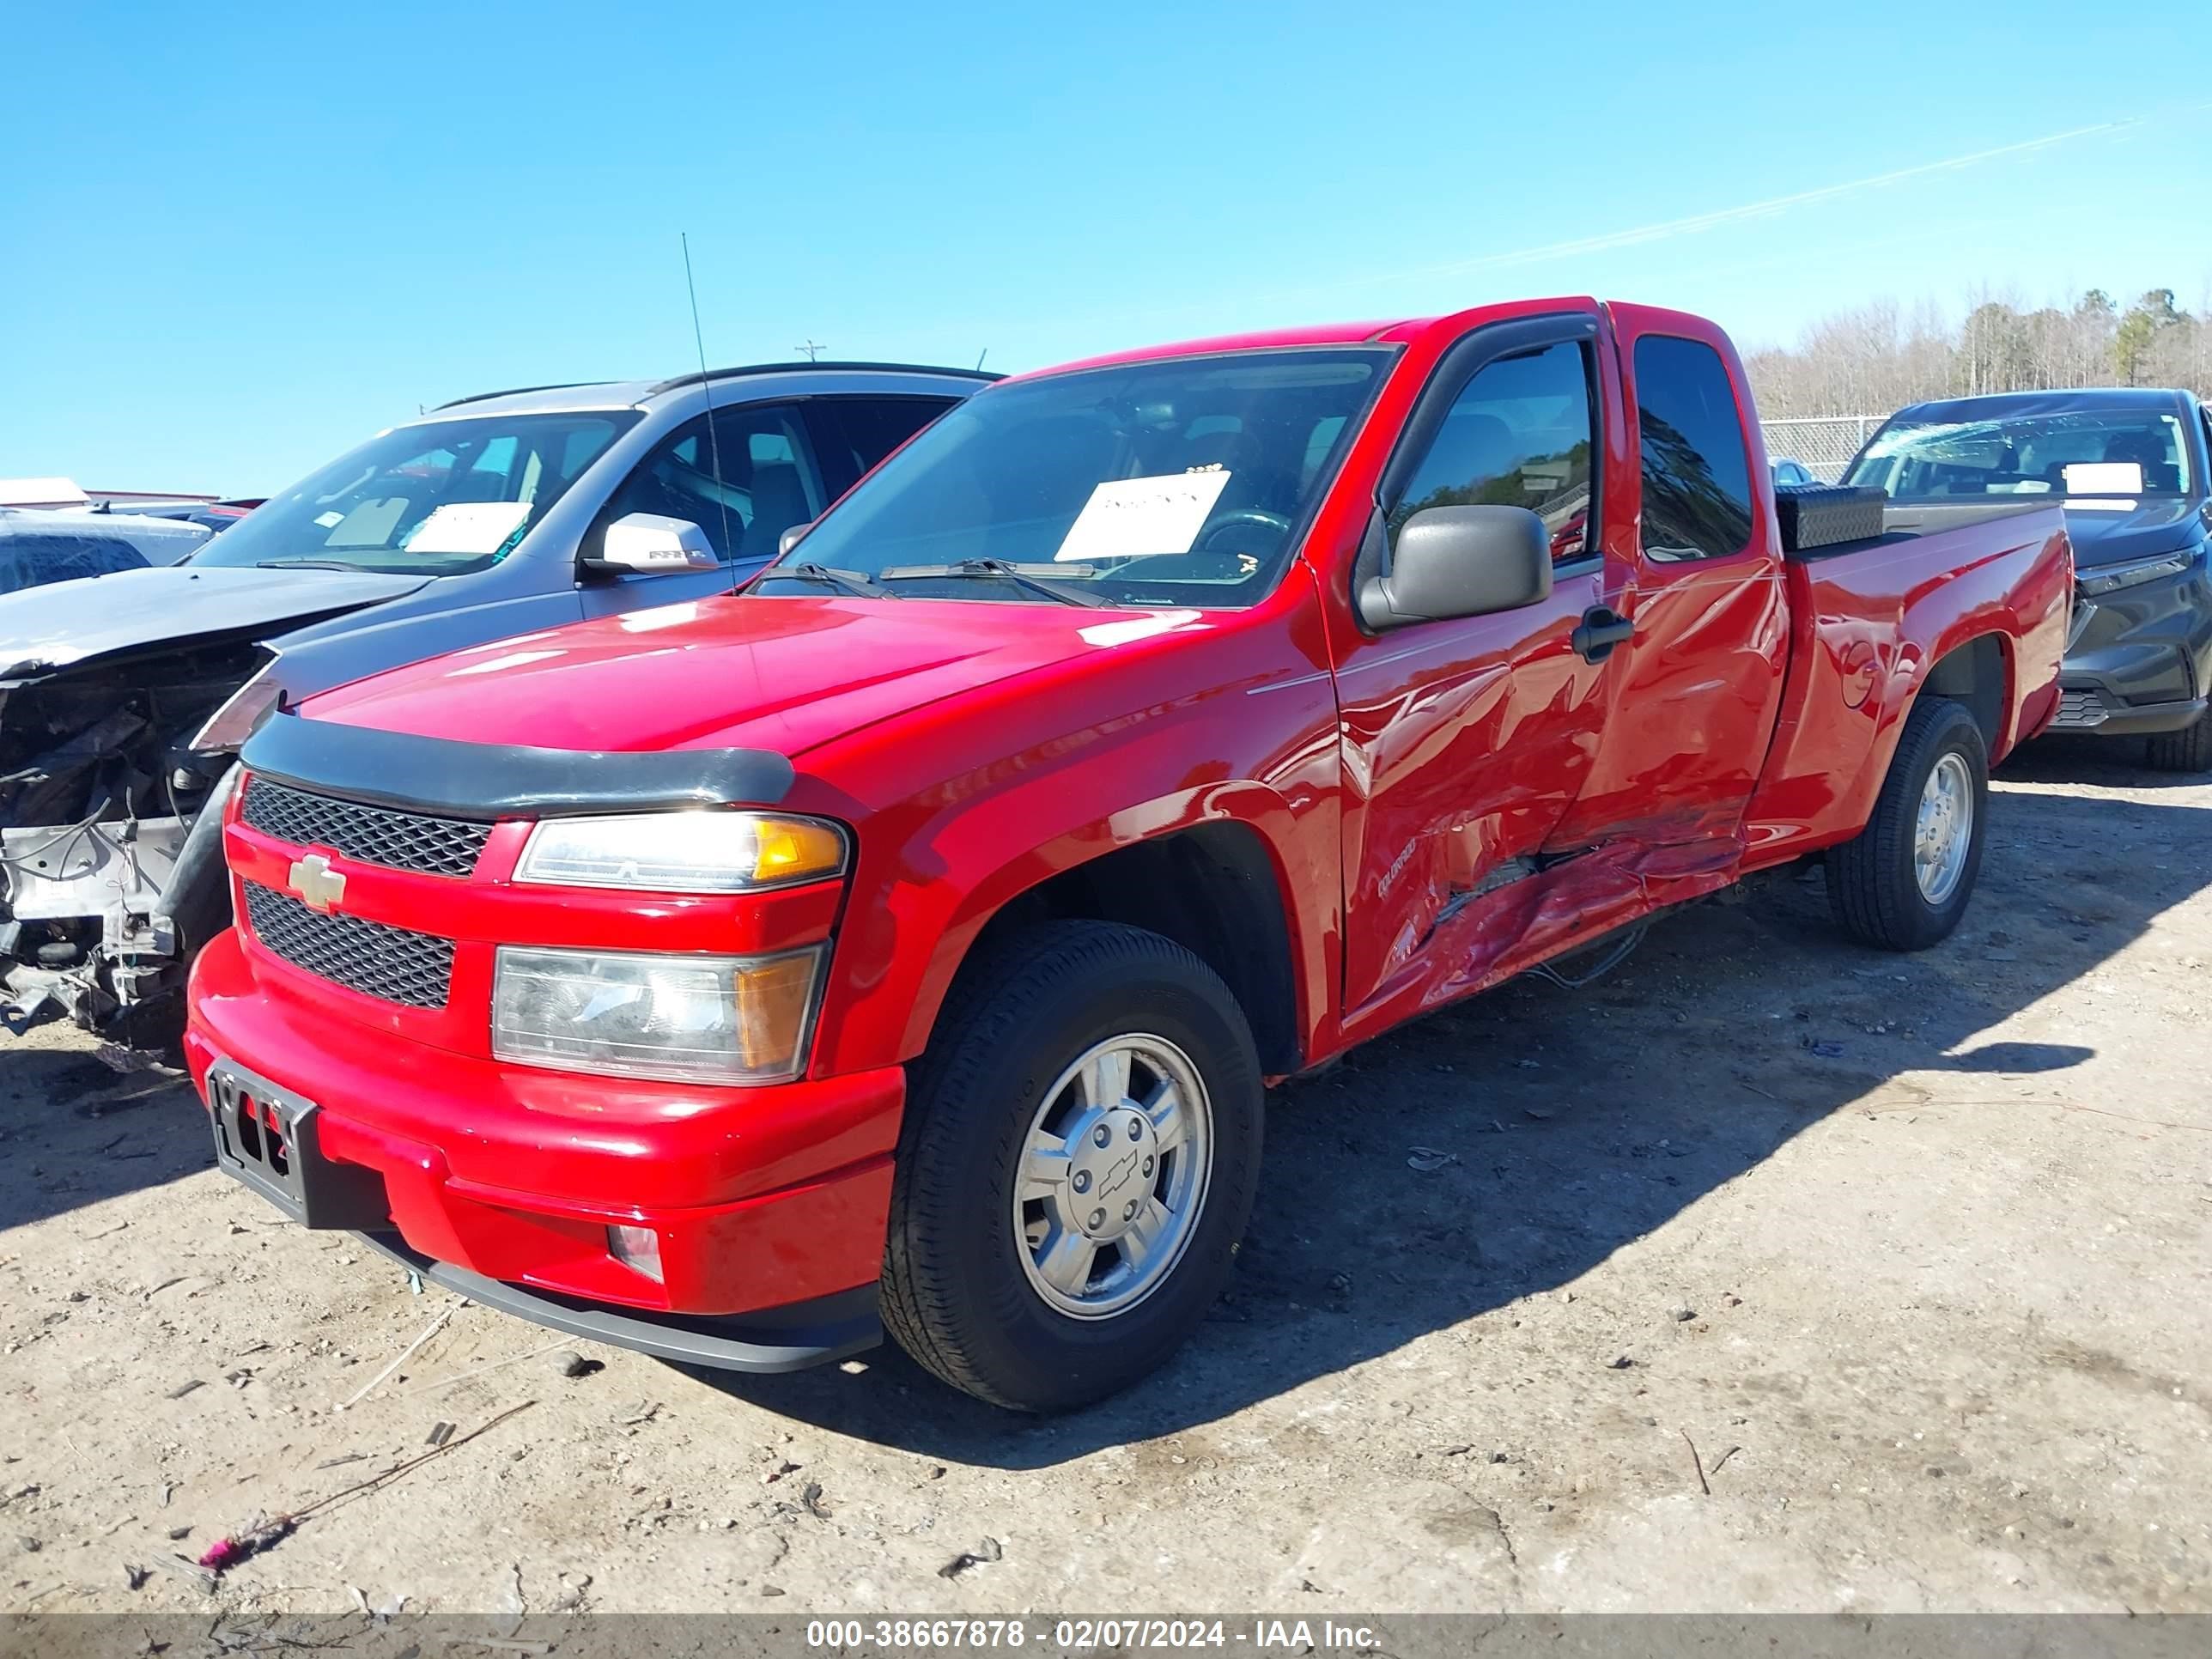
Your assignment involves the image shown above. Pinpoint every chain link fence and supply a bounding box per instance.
[1761,416,1879,482]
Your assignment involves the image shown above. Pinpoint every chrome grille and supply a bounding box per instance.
[240,775,489,878]
[242,881,454,1010]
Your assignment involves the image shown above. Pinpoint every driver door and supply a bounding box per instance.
[1331,313,1627,1023]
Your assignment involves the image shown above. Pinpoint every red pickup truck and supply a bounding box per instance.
[185,299,2072,1412]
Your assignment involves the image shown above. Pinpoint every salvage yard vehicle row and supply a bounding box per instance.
[0,365,990,1043]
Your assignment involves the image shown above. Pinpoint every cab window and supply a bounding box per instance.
[1633,336,1754,562]
[1390,341,1598,566]
[599,405,825,565]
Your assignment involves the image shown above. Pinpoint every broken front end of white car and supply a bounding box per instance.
[1,635,275,1049]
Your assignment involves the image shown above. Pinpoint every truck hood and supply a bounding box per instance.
[307,595,1212,757]
[2061,497,2208,568]
[0,563,432,678]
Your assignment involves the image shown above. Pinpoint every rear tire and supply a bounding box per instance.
[1826,697,1989,951]
[2144,711,2212,773]
[880,921,1264,1412]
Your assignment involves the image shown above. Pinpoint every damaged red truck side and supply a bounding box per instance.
[185,300,2072,1412]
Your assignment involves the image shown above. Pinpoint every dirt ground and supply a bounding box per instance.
[2,737,2206,1617]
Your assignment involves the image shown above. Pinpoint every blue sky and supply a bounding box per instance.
[3,1,2208,494]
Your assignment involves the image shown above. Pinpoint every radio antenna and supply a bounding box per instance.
[975,348,989,373]
[680,232,738,592]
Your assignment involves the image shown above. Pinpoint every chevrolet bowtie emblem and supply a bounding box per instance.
[286,853,347,913]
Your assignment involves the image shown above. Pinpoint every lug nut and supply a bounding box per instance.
[1128,1118,1144,1140]
[1122,1200,1138,1221]
[1072,1170,1091,1194]
[1143,1157,1155,1177]
[1093,1125,1111,1147]
[1088,1209,1106,1231]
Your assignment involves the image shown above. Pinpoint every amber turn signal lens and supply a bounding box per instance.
[731,946,823,1073]
[746,817,848,887]
[517,811,849,893]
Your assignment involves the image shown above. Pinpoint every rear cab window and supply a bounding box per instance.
[1632,336,1754,562]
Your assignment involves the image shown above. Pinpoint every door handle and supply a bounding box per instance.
[1572,605,1634,663]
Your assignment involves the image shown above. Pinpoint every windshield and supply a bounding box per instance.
[754,347,1392,606]
[194,410,640,574]
[1847,410,2194,503]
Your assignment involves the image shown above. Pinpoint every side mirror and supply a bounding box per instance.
[1356,505,1552,631]
[589,512,719,574]
[778,520,815,558]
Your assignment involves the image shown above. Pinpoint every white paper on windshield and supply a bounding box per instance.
[324,497,409,548]
[404,501,532,556]
[2062,461,2144,495]
[1055,469,1233,562]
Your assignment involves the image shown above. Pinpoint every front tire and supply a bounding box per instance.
[1826,697,1989,951]
[2145,711,2212,773]
[881,921,1264,1412]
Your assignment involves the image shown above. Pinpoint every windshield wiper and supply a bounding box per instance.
[255,558,365,571]
[878,559,1110,608]
[765,562,900,600]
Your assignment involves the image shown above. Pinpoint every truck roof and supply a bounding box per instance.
[422,362,999,422]
[1008,321,1411,382]
[1000,300,1612,382]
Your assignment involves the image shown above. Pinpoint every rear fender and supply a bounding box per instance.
[1844,625,2014,825]
[1746,520,2065,860]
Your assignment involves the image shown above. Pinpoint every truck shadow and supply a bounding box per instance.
[694,769,2209,1465]
[2007,731,2209,789]
[0,1049,207,1232]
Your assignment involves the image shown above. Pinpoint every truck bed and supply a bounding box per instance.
[1742,501,2073,864]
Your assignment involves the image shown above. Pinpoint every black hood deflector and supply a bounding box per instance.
[240,711,794,821]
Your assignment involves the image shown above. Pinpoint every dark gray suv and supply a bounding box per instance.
[0,362,990,1046]
[1847,387,2212,770]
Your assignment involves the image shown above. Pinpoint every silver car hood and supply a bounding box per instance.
[0,563,433,678]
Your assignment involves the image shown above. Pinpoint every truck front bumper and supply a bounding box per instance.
[358,1232,882,1372]
[185,927,902,1371]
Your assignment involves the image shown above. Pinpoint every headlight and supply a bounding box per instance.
[190,660,284,752]
[516,811,847,892]
[2078,550,2197,596]
[492,944,825,1084]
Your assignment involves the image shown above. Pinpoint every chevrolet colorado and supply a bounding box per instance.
[186,300,2073,1411]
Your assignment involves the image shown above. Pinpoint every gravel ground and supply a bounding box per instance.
[2,738,2206,1615]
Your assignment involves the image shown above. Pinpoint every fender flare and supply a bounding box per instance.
[853,777,1326,1073]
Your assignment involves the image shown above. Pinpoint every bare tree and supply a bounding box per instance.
[1747,283,2205,418]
